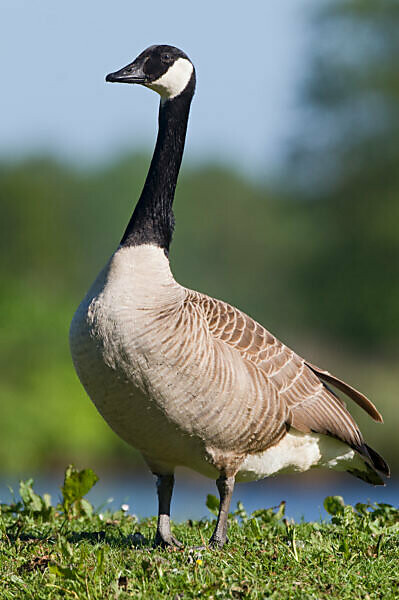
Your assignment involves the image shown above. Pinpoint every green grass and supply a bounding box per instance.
[0,468,398,599]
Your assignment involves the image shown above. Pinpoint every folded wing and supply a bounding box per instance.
[189,291,388,476]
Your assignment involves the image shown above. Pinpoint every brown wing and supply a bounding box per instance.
[189,291,382,455]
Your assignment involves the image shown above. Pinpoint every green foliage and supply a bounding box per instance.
[0,475,398,599]
[250,501,286,524]
[61,465,99,518]
[0,467,99,529]
[19,479,45,513]
[19,479,53,520]
[206,494,220,516]
[324,495,345,516]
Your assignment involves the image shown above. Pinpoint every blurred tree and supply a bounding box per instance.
[288,0,399,348]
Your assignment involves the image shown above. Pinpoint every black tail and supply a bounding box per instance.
[363,443,390,477]
[348,443,390,486]
[347,463,385,486]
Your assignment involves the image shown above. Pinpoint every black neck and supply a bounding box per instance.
[120,77,195,253]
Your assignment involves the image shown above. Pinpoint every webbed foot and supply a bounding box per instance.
[154,532,183,549]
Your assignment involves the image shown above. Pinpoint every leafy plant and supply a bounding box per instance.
[61,465,99,519]
[323,495,345,516]
[18,479,53,520]
[206,494,220,516]
[251,500,286,524]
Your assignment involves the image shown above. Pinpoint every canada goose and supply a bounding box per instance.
[69,44,389,549]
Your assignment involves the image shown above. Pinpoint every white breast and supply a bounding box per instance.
[69,245,194,464]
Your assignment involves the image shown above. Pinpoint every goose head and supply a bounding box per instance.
[106,45,195,100]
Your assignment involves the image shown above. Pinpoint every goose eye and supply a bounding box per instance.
[161,53,173,63]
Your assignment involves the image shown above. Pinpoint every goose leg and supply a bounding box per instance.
[153,473,182,548]
[209,474,235,549]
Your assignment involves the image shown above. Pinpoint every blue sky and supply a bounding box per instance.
[1,0,315,175]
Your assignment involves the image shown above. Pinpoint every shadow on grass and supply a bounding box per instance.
[68,530,151,548]
[7,529,152,549]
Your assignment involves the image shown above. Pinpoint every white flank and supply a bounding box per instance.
[236,430,357,482]
[146,58,193,99]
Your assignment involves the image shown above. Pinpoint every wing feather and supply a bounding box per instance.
[305,362,383,423]
[187,290,382,457]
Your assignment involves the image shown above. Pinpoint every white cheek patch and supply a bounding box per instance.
[146,58,193,99]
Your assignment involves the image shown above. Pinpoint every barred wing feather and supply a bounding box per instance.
[187,290,387,474]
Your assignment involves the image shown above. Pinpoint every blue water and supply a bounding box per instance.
[1,468,397,522]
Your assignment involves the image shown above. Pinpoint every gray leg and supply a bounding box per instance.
[153,474,182,548]
[209,474,235,548]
